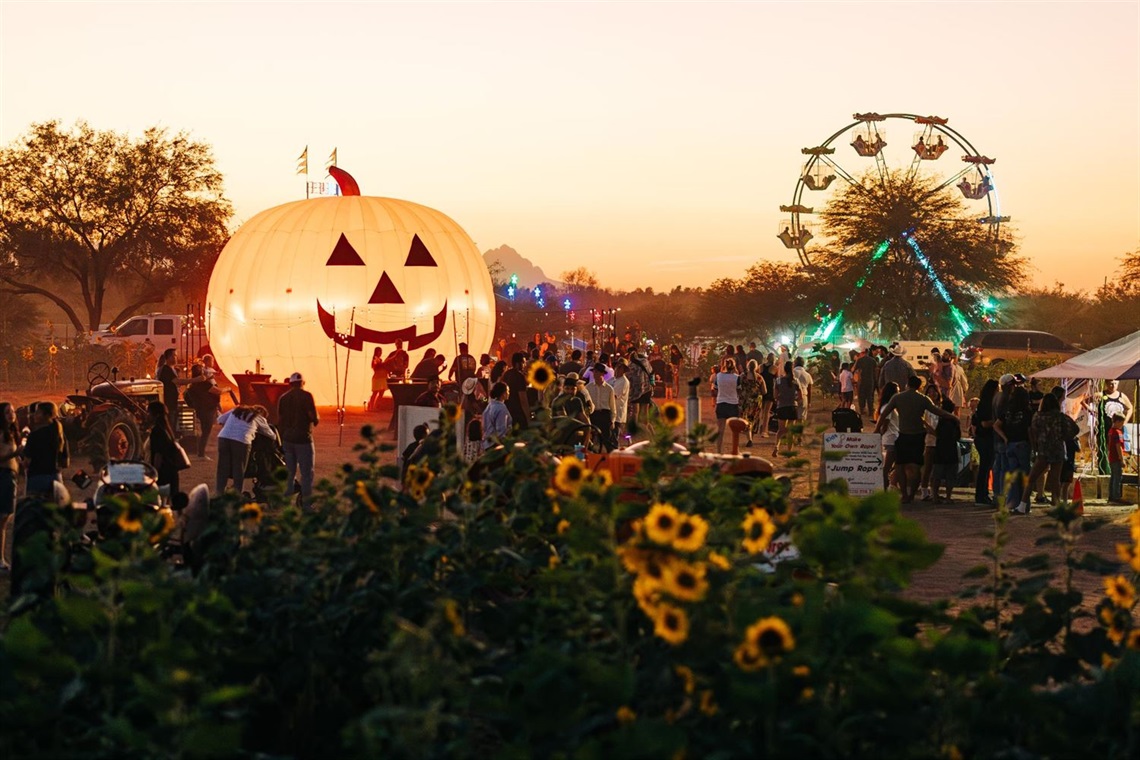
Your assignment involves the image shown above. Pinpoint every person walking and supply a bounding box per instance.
[482,382,512,450]
[971,379,999,506]
[854,348,878,418]
[878,383,901,490]
[874,376,957,503]
[585,364,617,451]
[22,401,68,496]
[758,359,776,438]
[772,361,804,456]
[277,372,320,507]
[183,364,222,459]
[712,358,741,454]
[501,352,531,431]
[146,401,183,498]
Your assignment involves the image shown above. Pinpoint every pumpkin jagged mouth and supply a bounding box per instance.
[316,300,448,351]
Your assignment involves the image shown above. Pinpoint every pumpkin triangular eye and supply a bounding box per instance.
[404,234,437,267]
[369,271,404,305]
[326,233,366,266]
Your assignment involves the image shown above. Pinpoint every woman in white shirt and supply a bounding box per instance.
[216,406,275,494]
[713,358,741,454]
[879,382,901,490]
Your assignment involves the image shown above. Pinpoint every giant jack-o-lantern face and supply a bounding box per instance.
[206,168,495,405]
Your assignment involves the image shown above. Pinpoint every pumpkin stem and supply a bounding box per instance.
[328,166,361,196]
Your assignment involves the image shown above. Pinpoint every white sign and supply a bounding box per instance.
[822,431,883,496]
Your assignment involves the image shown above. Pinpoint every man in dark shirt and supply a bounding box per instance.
[854,348,879,418]
[414,377,443,408]
[410,349,440,381]
[156,348,189,431]
[277,372,319,507]
[560,349,583,379]
[448,342,478,385]
[875,375,957,503]
[501,352,531,430]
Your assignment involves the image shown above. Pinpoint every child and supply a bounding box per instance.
[1108,413,1126,504]
[932,397,962,503]
[838,363,854,408]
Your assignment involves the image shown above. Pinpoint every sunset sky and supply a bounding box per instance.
[2,1,1137,294]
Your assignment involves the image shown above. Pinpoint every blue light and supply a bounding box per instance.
[563,298,572,310]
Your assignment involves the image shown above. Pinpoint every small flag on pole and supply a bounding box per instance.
[326,148,338,169]
[296,146,309,175]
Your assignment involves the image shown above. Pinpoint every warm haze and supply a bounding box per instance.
[1,1,1136,293]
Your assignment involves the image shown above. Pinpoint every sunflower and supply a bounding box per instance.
[1105,575,1136,609]
[707,551,731,571]
[1116,542,1140,573]
[640,552,675,585]
[585,469,614,489]
[645,502,681,545]
[664,559,708,602]
[151,509,176,541]
[741,508,776,554]
[548,553,561,569]
[1127,629,1140,651]
[672,514,709,553]
[527,360,555,391]
[617,545,644,574]
[1107,619,1127,645]
[652,603,690,645]
[661,401,685,427]
[699,689,718,716]
[557,519,571,535]
[674,664,695,694]
[633,574,663,615]
[116,511,142,534]
[554,457,586,495]
[733,642,764,672]
[238,503,263,523]
[355,480,380,513]
[442,403,460,423]
[615,705,637,725]
[745,616,796,661]
[404,465,434,495]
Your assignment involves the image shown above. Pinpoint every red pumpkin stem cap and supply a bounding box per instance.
[328,166,361,196]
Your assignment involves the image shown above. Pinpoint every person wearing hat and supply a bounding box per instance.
[584,362,617,451]
[878,342,916,392]
[277,372,319,507]
[990,372,1020,499]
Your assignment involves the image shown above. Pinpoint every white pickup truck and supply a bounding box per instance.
[94,313,204,348]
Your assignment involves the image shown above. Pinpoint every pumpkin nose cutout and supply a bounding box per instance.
[369,271,404,305]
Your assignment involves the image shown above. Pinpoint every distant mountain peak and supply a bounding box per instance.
[483,245,558,288]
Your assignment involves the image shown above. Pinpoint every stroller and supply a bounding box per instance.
[246,426,290,502]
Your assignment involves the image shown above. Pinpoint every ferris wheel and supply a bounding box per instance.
[778,112,1010,267]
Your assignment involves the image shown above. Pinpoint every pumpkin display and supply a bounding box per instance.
[206,168,495,405]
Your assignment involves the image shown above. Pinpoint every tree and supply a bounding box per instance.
[1120,247,1140,289]
[809,170,1024,338]
[0,121,233,332]
[702,261,819,342]
[560,266,600,293]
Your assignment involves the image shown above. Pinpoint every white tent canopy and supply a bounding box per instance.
[1033,329,1140,380]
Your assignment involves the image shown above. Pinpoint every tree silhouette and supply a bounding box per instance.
[809,170,1024,338]
[0,121,232,332]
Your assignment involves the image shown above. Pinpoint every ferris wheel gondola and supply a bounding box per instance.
[780,112,1009,267]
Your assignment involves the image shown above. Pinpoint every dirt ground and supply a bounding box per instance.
[1,385,1135,610]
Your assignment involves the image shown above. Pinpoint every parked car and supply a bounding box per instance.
[958,330,1082,367]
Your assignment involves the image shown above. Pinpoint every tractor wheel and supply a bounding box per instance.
[83,407,143,467]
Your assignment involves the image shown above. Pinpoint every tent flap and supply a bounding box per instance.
[1032,329,1140,380]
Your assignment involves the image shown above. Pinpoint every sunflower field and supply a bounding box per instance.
[1,414,1138,759]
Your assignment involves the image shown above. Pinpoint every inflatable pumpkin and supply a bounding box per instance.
[206,168,495,405]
